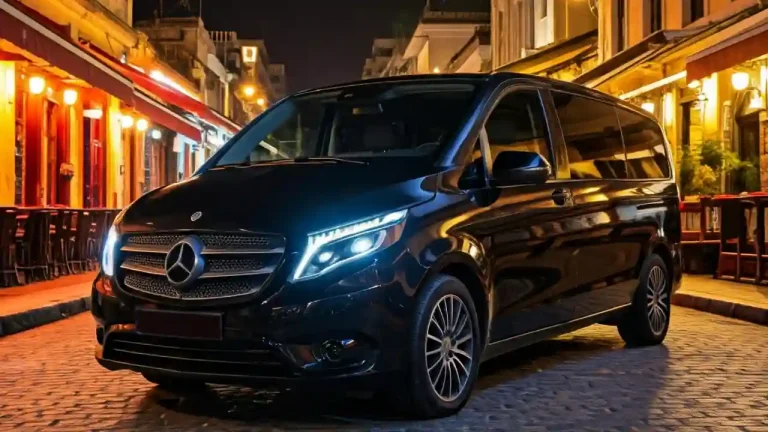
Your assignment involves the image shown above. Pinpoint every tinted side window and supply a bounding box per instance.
[553,92,627,179]
[616,108,671,179]
[485,90,552,168]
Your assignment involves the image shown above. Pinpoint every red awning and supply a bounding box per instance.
[687,20,768,82]
[0,0,134,103]
[133,91,202,142]
[82,44,239,135]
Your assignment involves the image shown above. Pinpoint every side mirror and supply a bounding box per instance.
[491,151,551,186]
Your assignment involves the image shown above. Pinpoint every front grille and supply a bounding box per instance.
[118,232,285,302]
[104,332,291,378]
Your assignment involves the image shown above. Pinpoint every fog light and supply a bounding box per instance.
[321,340,344,362]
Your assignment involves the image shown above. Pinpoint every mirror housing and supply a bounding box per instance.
[491,151,551,186]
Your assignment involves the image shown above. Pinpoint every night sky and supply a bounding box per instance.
[133,0,426,92]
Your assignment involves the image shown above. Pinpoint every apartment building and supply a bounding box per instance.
[492,0,597,81]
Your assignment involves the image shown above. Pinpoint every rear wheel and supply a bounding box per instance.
[392,274,481,418]
[142,372,206,392]
[618,254,671,346]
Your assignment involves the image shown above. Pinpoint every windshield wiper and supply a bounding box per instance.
[292,157,368,165]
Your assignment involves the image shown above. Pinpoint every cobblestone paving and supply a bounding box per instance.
[0,308,766,431]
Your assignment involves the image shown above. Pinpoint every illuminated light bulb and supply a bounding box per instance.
[731,72,750,91]
[317,251,334,263]
[63,89,78,105]
[29,76,45,95]
[120,115,134,129]
[136,119,149,132]
[641,102,655,114]
[244,86,255,97]
[83,108,103,119]
[687,80,701,89]
[350,236,375,254]
[433,66,440,73]
[256,97,265,107]
[151,129,162,140]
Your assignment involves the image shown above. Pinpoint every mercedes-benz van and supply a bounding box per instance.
[93,73,682,418]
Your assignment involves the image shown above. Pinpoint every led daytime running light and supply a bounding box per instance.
[101,227,118,276]
[293,210,407,281]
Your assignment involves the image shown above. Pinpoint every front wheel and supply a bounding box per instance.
[618,254,671,346]
[393,274,481,418]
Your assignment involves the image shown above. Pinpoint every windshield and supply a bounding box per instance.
[213,82,478,166]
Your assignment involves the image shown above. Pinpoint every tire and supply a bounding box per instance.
[618,254,671,346]
[142,372,206,392]
[393,274,482,418]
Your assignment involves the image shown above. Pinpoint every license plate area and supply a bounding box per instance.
[135,308,222,340]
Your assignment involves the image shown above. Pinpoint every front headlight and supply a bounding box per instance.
[101,226,118,277]
[292,209,408,281]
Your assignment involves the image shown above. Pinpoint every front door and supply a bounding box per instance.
[472,87,580,343]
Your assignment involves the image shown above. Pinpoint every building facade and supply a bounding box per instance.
[0,0,240,209]
[492,0,598,81]
[578,0,768,194]
[374,0,492,77]
[210,31,285,121]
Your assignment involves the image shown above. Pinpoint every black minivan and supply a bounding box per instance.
[93,73,682,418]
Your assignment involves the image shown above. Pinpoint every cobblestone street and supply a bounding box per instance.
[0,308,766,431]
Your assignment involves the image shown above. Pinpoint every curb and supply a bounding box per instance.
[672,293,768,326]
[0,296,92,337]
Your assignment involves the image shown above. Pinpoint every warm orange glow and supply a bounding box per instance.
[136,118,149,132]
[29,76,45,95]
[433,67,440,73]
[63,89,78,105]
[731,72,750,91]
[120,114,134,129]
[244,85,256,97]
[256,97,266,107]
[641,102,655,114]
[83,108,103,119]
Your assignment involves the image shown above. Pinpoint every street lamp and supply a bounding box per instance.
[63,89,78,105]
[120,115,134,129]
[243,85,255,97]
[137,119,149,132]
[29,76,45,95]
[732,72,750,91]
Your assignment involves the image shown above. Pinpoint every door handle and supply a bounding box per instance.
[552,188,572,206]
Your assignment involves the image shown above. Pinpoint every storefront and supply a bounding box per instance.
[0,0,239,210]
[574,6,768,197]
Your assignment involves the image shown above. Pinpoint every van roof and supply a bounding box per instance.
[293,72,654,123]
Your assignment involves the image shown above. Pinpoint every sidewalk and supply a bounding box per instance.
[0,272,95,336]
[673,275,768,325]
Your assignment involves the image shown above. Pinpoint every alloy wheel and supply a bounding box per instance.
[425,294,474,402]
[646,265,669,335]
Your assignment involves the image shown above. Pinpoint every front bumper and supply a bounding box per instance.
[92,258,419,385]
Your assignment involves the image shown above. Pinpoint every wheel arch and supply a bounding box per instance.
[422,251,491,347]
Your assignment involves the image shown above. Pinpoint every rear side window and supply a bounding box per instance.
[552,92,627,180]
[616,108,671,179]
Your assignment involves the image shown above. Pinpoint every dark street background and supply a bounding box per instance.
[133,0,425,91]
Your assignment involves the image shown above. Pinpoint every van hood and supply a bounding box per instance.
[118,160,438,242]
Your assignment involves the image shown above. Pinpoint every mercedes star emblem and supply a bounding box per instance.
[190,211,202,222]
[164,236,205,289]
